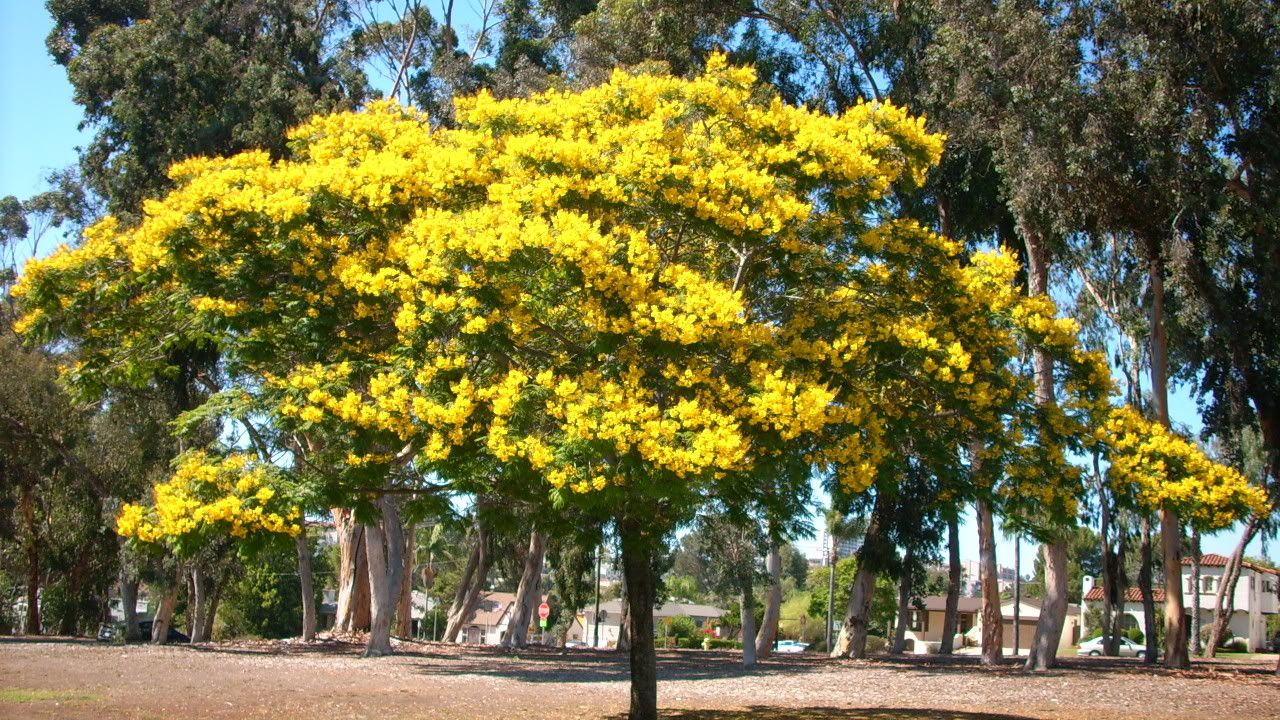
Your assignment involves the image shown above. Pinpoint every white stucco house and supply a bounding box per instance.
[1079,553,1279,651]
[571,600,726,648]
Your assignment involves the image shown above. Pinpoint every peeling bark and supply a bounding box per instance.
[1138,517,1158,664]
[503,529,546,649]
[977,499,1003,665]
[397,521,416,638]
[445,519,489,643]
[755,538,782,658]
[1204,517,1259,657]
[833,491,890,659]
[333,508,370,632]
[1025,540,1068,670]
[150,580,180,645]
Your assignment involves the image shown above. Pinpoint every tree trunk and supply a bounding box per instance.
[619,517,658,720]
[1097,465,1122,657]
[503,529,547,649]
[617,586,631,652]
[189,567,212,643]
[891,552,914,654]
[977,499,1003,665]
[1191,530,1202,655]
[833,491,890,658]
[1026,539,1068,670]
[755,538,782,658]
[121,572,140,642]
[361,497,403,657]
[296,531,316,642]
[1138,516,1158,664]
[150,580,180,645]
[1204,517,1259,657]
[333,508,371,633]
[939,513,961,654]
[201,574,222,642]
[59,549,89,636]
[1160,508,1189,668]
[397,521,416,638]
[445,522,490,643]
[1147,243,1189,670]
[21,481,40,635]
[740,574,757,667]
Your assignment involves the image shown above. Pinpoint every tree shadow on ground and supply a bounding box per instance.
[603,707,1040,720]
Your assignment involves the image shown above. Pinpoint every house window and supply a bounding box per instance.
[909,610,929,632]
[1201,576,1216,594]
[1186,577,1196,594]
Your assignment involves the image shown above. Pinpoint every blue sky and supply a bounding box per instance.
[2,3,1273,576]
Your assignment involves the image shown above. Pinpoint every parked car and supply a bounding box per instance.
[1076,636,1150,658]
[775,640,809,653]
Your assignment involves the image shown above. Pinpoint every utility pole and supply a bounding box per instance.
[826,530,837,651]
[1013,536,1021,656]
[593,543,602,648]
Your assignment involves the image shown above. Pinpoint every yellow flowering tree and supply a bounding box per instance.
[17,54,1260,714]
[1102,407,1267,529]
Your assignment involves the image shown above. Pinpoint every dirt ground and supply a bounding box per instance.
[1,636,1276,720]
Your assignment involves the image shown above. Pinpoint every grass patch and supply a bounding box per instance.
[0,688,100,703]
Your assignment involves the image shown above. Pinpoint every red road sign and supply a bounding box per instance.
[538,602,550,619]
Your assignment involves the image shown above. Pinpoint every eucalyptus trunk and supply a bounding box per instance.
[1138,517,1158,664]
[333,508,370,632]
[296,531,316,641]
[396,521,416,638]
[1025,540,1068,670]
[740,574,757,668]
[891,554,914,655]
[1204,518,1259,657]
[1190,531,1202,655]
[755,538,782,658]
[363,496,404,657]
[833,491,890,658]
[120,572,140,642]
[939,513,961,654]
[150,580,180,645]
[503,529,547,649]
[977,499,1003,665]
[445,522,489,642]
[188,566,214,643]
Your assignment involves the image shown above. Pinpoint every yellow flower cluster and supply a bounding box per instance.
[1101,407,1267,529]
[115,452,302,544]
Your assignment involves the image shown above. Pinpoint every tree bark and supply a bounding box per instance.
[939,513,961,654]
[619,516,658,720]
[296,531,316,642]
[740,573,757,667]
[120,571,140,642]
[1026,539,1068,670]
[1191,530,1202,655]
[503,529,547,649]
[445,519,490,643]
[188,566,212,643]
[1138,516,1158,664]
[1160,508,1189,668]
[150,580,180,645]
[891,552,914,654]
[333,508,371,632]
[397,521,416,638]
[364,516,394,656]
[977,499,1003,665]
[1204,517,1259,657]
[201,574,222,642]
[21,481,40,635]
[833,491,890,658]
[755,538,782,658]
[1147,243,1189,670]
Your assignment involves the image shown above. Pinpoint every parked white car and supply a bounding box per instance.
[775,640,809,653]
[1076,636,1150,658]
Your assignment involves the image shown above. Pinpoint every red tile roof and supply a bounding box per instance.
[1180,553,1279,575]
[1182,553,1230,567]
[1083,586,1166,603]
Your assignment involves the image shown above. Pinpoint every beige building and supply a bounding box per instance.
[900,595,1080,655]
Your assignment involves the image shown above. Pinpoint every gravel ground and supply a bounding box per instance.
[0,636,1276,720]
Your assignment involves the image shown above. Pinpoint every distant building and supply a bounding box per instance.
[571,600,726,648]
